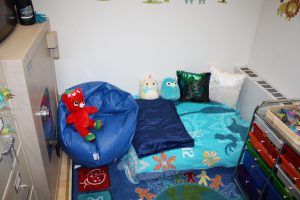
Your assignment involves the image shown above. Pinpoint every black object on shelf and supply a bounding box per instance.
[15,0,36,25]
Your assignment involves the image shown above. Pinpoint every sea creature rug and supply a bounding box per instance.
[72,160,243,200]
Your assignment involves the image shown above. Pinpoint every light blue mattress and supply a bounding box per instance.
[124,101,249,181]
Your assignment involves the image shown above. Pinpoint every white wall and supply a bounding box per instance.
[249,0,300,98]
[34,0,263,94]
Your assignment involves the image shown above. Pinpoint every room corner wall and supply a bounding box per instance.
[34,0,264,94]
[249,0,300,98]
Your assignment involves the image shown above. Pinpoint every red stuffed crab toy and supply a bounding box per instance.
[62,88,103,142]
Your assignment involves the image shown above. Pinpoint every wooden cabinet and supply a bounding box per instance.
[0,21,60,200]
[234,99,300,200]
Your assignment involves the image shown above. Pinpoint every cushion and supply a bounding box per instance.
[209,66,246,108]
[132,98,194,158]
[58,82,138,167]
[176,70,211,102]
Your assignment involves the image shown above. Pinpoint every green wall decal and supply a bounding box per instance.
[143,0,170,4]
[278,0,300,21]
[185,0,205,4]
[217,0,228,3]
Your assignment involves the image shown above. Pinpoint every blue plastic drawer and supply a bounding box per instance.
[264,183,283,200]
[237,165,260,199]
[243,150,267,189]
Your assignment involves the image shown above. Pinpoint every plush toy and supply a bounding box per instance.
[62,88,103,142]
[161,77,180,101]
[139,75,159,100]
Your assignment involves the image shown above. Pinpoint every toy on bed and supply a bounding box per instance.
[58,82,138,167]
[160,77,180,101]
[62,88,103,142]
[139,75,159,100]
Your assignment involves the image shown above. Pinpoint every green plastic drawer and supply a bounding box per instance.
[271,174,295,200]
[246,141,271,175]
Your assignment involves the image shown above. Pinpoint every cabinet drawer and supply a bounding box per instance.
[280,155,300,189]
[236,165,260,199]
[254,115,284,149]
[0,153,14,198]
[277,165,300,200]
[249,132,276,168]
[3,149,33,200]
[252,123,279,159]
[243,150,266,189]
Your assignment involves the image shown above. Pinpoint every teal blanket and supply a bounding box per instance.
[125,102,249,181]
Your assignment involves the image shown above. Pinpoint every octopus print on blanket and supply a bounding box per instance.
[125,101,249,181]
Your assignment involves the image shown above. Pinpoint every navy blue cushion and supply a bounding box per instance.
[132,98,194,158]
[58,82,138,167]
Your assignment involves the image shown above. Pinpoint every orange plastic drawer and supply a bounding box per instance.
[280,155,300,189]
[283,145,300,172]
[249,132,275,168]
[252,123,279,159]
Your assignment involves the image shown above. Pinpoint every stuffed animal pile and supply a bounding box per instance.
[139,76,180,101]
[62,88,103,142]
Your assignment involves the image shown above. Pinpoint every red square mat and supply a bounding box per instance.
[78,166,110,192]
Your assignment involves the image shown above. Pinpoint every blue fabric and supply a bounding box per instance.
[126,101,249,181]
[58,82,138,167]
[132,99,194,158]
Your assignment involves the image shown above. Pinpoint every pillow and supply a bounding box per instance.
[209,66,246,108]
[176,70,211,102]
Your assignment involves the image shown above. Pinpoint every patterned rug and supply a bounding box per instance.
[72,160,244,200]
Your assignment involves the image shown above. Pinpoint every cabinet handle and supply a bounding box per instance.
[35,106,50,118]
[18,185,30,200]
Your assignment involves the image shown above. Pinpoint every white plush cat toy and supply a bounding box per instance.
[139,75,159,100]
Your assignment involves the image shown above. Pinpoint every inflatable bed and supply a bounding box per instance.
[124,101,250,181]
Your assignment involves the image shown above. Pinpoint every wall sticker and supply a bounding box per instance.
[217,0,228,3]
[143,0,170,4]
[185,0,205,4]
[278,0,300,21]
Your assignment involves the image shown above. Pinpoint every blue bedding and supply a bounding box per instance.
[132,99,194,158]
[125,101,249,181]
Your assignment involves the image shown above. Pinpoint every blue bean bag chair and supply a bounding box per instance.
[58,82,138,167]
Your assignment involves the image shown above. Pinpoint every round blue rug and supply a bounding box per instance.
[155,184,227,200]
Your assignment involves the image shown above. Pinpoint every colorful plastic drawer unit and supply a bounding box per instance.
[236,165,260,200]
[252,123,279,159]
[246,142,295,200]
[243,151,266,189]
[280,155,300,189]
[249,132,275,168]
[246,141,272,175]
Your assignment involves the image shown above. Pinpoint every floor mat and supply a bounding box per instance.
[72,160,243,200]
